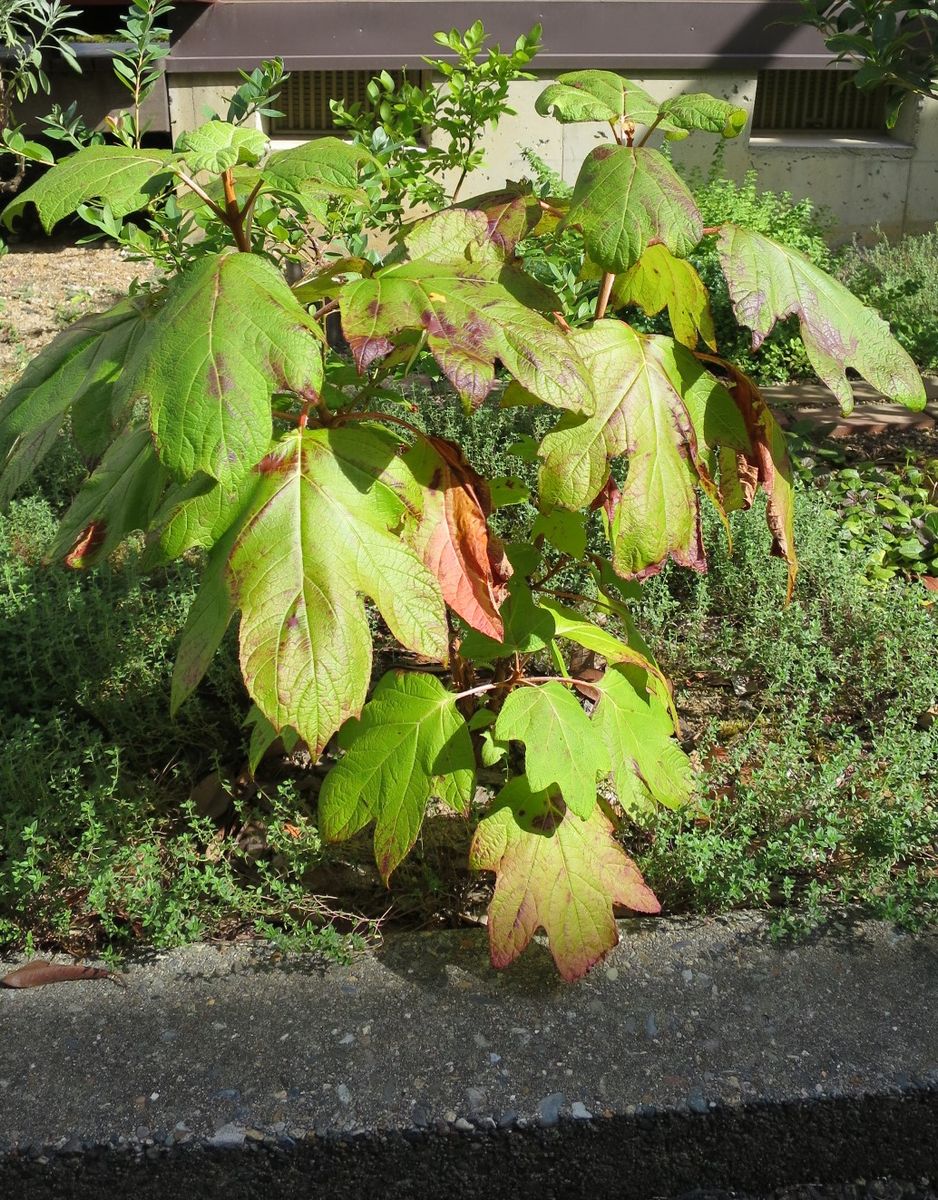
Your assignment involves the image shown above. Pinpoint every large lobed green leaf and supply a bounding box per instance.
[539,321,749,579]
[536,71,668,128]
[319,670,474,882]
[2,146,174,233]
[175,121,268,174]
[657,93,747,138]
[564,146,703,274]
[470,776,660,981]
[717,224,925,413]
[593,665,693,815]
[535,72,745,142]
[494,682,609,819]
[131,252,324,487]
[0,297,152,506]
[340,209,594,411]
[263,137,377,197]
[174,426,448,755]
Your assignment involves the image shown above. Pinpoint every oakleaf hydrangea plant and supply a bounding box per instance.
[0,57,923,979]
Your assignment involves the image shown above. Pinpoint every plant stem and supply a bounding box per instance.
[533,554,572,589]
[312,298,340,320]
[336,409,426,440]
[241,177,267,243]
[452,672,600,703]
[529,584,619,616]
[173,169,228,222]
[595,271,616,320]
[636,113,664,148]
[222,169,251,252]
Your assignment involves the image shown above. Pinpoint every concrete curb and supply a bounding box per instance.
[1,915,936,1197]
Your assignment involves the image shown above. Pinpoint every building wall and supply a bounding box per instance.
[18,53,170,139]
[164,68,938,243]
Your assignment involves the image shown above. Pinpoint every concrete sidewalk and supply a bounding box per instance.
[0,914,936,1197]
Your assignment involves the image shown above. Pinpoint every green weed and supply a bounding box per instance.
[630,494,938,931]
[836,225,938,373]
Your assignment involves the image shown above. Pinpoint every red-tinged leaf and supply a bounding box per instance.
[708,357,798,600]
[470,777,660,981]
[591,475,622,523]
[1,960,123,988]
[456,187,543,256]
[405,437,512,640]
[922,576,938,593]
[341,210,594,412]
[64,520,107,568]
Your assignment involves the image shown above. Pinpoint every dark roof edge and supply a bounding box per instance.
[167,1,834,74]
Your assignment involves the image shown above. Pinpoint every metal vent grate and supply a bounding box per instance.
[753,70,888,132]
[271,70,406,133]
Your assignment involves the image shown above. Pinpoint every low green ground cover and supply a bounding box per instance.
[1,393,934,960]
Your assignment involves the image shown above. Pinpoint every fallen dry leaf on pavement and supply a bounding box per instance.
[1,960,124,989]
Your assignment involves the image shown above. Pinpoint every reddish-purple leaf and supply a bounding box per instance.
[456,187,543,256]
[406,437,511,640]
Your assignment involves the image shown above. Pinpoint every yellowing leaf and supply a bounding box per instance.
[613,243,716,350]
[171,426,449,752]
[494,682,609,819]
[319,671,474,882]
[470,777,660,981]
[717,224,924,413]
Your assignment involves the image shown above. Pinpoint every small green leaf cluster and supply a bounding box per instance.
[798,0,938,125]
[0,49,924,979]
[329,22,542,247]
[0,0,83,185]
[811,457,938,582]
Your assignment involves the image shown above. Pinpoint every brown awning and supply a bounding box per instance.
[168,1,832,73]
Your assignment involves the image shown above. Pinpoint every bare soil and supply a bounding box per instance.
[0,241,157,391]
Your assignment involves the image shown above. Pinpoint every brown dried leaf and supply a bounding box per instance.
[1,960,123,989]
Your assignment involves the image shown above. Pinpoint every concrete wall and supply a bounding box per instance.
[167,73,264,136]
[18,52,169,139]
[165,68,938,243]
